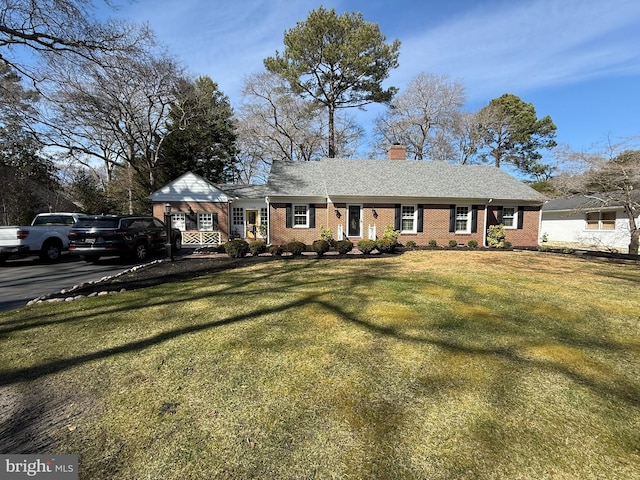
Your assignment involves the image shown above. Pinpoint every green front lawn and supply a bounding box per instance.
[1,251,639,479]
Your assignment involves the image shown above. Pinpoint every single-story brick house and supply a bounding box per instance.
[150,146,546,248]
[540,195,639,253]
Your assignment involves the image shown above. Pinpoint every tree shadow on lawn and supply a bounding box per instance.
[1,253,639,462]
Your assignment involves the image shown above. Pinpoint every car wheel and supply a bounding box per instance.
[80,255,100,263]
[40,240,62,262]
[133,242,148,262]
[173,235,182,252]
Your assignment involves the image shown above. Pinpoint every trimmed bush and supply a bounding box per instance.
[487,224,506,248]
[504,241,513,249]
[376,237,397,253]
[319,226,334,246]
[467,240,478,249]
[286,241,306,256]
[334,240,353,255]
[405,240,417,249]
[357,239,377,254]
[268,244,284,256]
[448,240,458,248]
[312,239,330,257]
[249,240,267,256]
[428,239,437,247]
[224,239,249,258]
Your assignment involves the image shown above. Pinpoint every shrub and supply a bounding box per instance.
[311,239,330,257]
[286,240,306,256]
[504,241,513,249]
[249,240,267,256]
[357,239,377,254]
[268,244,284,256]
[405,240,417,249]
[382,225,399,243]
[376,237,397,253]
[334,240,353,255]
[224,239,249,258]
[319,226,334,245]
[448,240,458,248]
[428,239,437,247]
[487,224,506,248]
[467,240,478,249]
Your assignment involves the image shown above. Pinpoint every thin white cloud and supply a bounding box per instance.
[394,0,640,101]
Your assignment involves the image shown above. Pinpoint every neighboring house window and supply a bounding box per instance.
[455,206,470,233]
[401,205,417,233]
[586,211,616,230]
[294,204,308,227]
[502,207,517,228]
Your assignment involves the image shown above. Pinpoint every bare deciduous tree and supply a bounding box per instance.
[373,73,465,160]
[235,72,363,183]
[41,46,183,211]
[0,0,151,87]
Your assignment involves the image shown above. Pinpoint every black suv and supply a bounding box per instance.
[68,215,182,262]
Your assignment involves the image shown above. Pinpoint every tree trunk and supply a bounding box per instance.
[629,227,639,256]
[328,104,335,158]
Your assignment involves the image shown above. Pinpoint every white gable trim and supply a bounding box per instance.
[149,172,231,202]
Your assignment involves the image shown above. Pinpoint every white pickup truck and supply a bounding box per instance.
[0,212,82,264]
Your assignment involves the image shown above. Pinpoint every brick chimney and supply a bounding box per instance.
[387,144,406,160]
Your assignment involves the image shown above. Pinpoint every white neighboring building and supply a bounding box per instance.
[540,196,639,253]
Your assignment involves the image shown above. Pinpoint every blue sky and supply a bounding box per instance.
[110,0,640,156]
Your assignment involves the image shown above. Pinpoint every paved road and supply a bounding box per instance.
[0,252,179,312]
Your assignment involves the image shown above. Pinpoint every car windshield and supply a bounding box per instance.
[74,218,120,228]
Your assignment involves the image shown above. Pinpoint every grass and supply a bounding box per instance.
[0,250,639,479]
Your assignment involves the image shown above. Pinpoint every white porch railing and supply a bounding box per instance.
[181,230,222,246]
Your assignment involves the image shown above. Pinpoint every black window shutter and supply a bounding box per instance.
[286,203,292,228]
[471,205,478,233]
[517,206,524,229]
[497,206,504,224]
[449,205,455,233]
[417,205,424,233]
[213,213,219,230]
[394,204,401,231]
[309,205,316,228]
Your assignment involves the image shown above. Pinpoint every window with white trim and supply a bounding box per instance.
[198,213,214,231]
[171,213,186,231]
[502,207,517,228]
[586,211,616,230]
[260,208,267,226]
[294,204,308,227]
[455,206,470,233]
[401,205,417,233]
[232,207,243,225]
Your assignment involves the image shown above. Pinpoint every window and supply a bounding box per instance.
[171,213,186,231]
[260,208,267,226]
[502,207,516,228]
[401,205,417,233]
[455,206,470,233]
[232,207,244,225]
[294,204,308,227]
[586,211,616,230]
[198,213,214,231]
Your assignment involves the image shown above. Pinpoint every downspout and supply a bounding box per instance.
[483,199,492,246]
[265,196,270,245]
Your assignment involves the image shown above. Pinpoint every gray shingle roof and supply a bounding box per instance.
[267,158,546,202]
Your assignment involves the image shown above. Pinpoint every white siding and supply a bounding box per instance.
[540,208,635,251]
